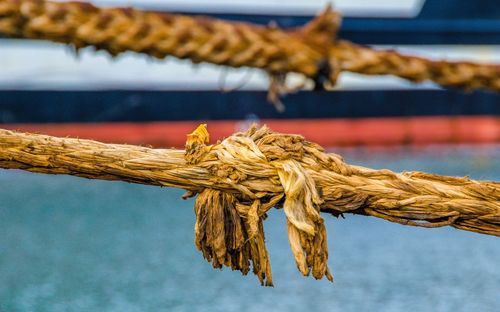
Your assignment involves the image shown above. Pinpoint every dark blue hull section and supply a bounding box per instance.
[0,90,498,124]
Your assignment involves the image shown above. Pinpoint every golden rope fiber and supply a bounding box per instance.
[0,0,337,79]
[331,41,500,91]
[1,0,499,92]
[1,126,498,286]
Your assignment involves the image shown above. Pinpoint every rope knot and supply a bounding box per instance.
[184,124,333,285]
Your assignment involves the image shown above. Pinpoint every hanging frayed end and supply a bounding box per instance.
[194,189,273,286]
[276,159,333,282]
[267,73,309,112]
[287,220,332,281]
[267,74,287,112]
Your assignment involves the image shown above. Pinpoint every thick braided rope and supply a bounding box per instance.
[332,41,500,90]
[0,0,336,77]
[1,0,500,92]
[0,126,498,285]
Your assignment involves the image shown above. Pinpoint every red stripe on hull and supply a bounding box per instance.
[3,116,499,147]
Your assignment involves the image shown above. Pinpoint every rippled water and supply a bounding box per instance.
[1,146,499,312]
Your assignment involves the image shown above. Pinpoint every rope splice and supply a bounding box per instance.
[0,126,498,286]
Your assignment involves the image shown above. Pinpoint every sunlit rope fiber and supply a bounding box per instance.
[1,126,498,286]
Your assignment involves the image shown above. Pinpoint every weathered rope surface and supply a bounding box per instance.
[1,126,498,286]
[1,0,499,92]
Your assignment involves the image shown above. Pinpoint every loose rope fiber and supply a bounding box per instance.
[1,126,498,286]
[1,0,500,92]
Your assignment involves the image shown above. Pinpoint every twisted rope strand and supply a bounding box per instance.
[0,126,498,285]
[332,41,500,90]
[0,0,334,77]
[1,0,499,92]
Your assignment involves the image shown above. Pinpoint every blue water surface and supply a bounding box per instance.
[0,146,499,312]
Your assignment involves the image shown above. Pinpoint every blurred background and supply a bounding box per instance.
[0,0,499,311]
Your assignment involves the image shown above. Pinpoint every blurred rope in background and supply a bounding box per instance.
[0,0,499,100]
